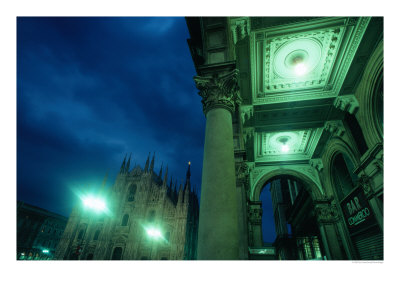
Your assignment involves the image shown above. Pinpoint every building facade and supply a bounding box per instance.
[186,17,383,260]
[17,201,68,260]
[55,154,199,260]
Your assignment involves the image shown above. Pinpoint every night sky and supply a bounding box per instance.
[17,16,275,242]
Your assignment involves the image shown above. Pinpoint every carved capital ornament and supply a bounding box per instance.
[194,69,242,115]
[315,202,339,223]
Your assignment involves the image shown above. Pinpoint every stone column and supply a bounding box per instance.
[194,69,241,259]
[314,201,346,259]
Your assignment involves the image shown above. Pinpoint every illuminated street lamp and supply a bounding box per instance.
[146,227,162,239]
[81,194,107,212]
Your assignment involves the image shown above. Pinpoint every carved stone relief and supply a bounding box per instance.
[248,206,262,225]
[324,120,345,137]
[334,94,359,114]
[194,69,242,115]
[314,202,339,223]
[309,158,324,172]
[230,18,249,45]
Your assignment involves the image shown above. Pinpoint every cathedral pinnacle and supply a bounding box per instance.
[163,165,168,186]
[150,152,155,172]
[144,152,150,172]
[126,153,132,173]
[185,161,191,191]
[159,162,163,178]
[120,154,127,174]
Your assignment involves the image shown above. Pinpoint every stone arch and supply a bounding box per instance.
[355,39,383,147]
[252,166,323,204]
[322,137,360,199]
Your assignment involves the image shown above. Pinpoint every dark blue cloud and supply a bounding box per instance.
[17,17,205,217]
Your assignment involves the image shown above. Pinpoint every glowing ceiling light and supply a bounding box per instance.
[42,249,49,253]
[294,63,308,76]
[281,144,289,153]
[81,195,107,212]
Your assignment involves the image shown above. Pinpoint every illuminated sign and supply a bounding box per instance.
[340,186,375,234]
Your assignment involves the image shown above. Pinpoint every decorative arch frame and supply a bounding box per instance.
[355,40,383,147]
[110,235,126,259]
[251,166,324,204]
[322,137,360,200]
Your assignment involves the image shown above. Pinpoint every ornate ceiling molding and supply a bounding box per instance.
[230,17,250,45]
[255,127,324,163]
[240,105,254,126]
[250,17,371,105]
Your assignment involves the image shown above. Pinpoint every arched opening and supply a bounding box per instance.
[127,184,137,202]
[77,224,87,240]
[257,174,325,260]
[111,247,123,260]
[332,153,358,201]
[121,214,129,226]
[93,229,100,241]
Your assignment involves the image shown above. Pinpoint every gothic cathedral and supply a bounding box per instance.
[55,154,199,260]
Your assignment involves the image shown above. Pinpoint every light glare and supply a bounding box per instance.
[294,63,307,76]
[146,228,162,239]
[282,145,289,152]
[82,195,106,212]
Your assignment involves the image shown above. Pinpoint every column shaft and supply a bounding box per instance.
[198,108,239,259]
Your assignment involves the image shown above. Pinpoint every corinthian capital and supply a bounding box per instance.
[194,69,242,115]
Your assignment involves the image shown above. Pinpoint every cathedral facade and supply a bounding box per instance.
[55,154,199,260]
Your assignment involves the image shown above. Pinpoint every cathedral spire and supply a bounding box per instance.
[178,183,183,203]
[163,165,168,186]
[120,154,127,174]
[144,152,150,172]
[185,161,191,191]
[150,152,155,172]
[159,162,163,178]
[126,153,132,173]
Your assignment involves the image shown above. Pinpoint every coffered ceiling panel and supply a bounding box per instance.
[250,17,370,105]
[255,128,324,163]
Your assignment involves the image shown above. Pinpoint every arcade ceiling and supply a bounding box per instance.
[232,17,382,165]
